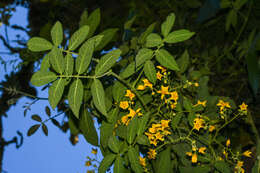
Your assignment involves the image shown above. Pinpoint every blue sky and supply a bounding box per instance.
[0,6,101,173]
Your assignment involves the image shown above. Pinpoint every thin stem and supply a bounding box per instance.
[2,87,48,100]
[42,109,69,123]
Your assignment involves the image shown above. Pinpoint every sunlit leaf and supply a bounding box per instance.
[49,47,65,74]
[108,135,120,153]
[48,78,65,109]
[30,70,57,86]
[114,156,125,173]
[51,21,63,46]
[164,29,195,43]
[95,49,121,76]
[68,79,84,118]
[85,8,101,38]
[161,13,175,37]
[144,60,156,84]
[95,28,118,51]
[91,79,107,116]
[27,37,53,52]
[146,33,162,47]
[128,147,143,173]
[135,48,153,67]
[68,25,89,50]
[64,53,74,76]
[155,49,180,71]
[98,154,116,173]
[138,22,156,45]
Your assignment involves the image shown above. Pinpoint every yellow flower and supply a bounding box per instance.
[125,90,135,100]
[119,101,129,109]
[150,139,158,146]
[194,82,199,87]
[186,152,192,156]
[235,161,245,173]
[156,71,163,80]
[239,102,248,112]
[91,148,97,155]
[139,156,146,167]
[155,132,164,141]
[149,126,158,133]
[170,103,177,109]
[209,125,216,132]
[147,149,157,159]
[198,147,206,154]
[137,85,146,90]
[121,115,130,125]
[156,65,166,73]
[193,118,204,131]
[157,86,169,100]
[85,161,91,167]
[217,100,231,110]
[128,108,136,118]
[223,149,228,158]
[194,100,207,107]
[161,119,170,129]
[226,139,230,147]
[242,150,252,157]
[191,154,198,163]
[169,91,178,101]
[162,129,171,135]
[143,79,153,89]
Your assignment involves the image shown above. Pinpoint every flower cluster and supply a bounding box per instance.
[145,120,171,147]
[186,143,207,163]
[217,100,231,115]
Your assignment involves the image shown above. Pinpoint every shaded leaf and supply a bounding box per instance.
[156,147,172,173]
[68,25,89,50]
[98,154,116,173]
[128,147,143,173]
[108,135,120,153]
[114,156,125,173]
[112,81,127,102]
[137,112,150,136]
[48,78,65,109]
[127,116,138,144]
[100,122,114,149]
[91,79,107,116]
[177,49,190,73]
[45,106,51,117]
[31,114,42,122]
[30,70,57,86]
[164,29,195,44]
[27,37,53,52]
[79,108,98,146]
[95,28,118,51]
[95,49,121,76]
[51,21,63,46]
[27,124,40,136]
[42,124,48,136]
[144,60,157,84]
[68,79,84,118]
[155,49,180,71]
[138,22,156,45]
[85,8,101,38]
[214,160,231,173]
[119,62,142,79]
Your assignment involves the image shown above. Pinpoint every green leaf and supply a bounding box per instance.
[49,47,65,74]
[27,37,53,52]
[108,136,120,153]
[98,154,116,173]
[128,147,143,173]
[138,22,156,45]
[27,124,40,136]
[76,39,94,74]
[155,49,180,71]
[68,114,80,135]
[144,60,157,84]
[88,35,104,48]
[136,135,150,145]
[42,124,48,136]
[114,156,125,173]
[137,112,150,136]
[225,10,237,32]
[214,160,231,173]
[127,116,138,144]
[30,71,57,86]
[112,81,127,102]
[119,62,142,79]
[40,53,50,71]
[95,49,121,76]
[164,29,195,43]
[48,78,65,109]
[135,48,154,67]
[79,108,99,146]
[79,10,88,27]
[45,106,51,117]
[85,8,101,38]
[100,122,114,149]
[91,79,107,116]
[31,114,42,122]
[51,21,63,46]
[95,28,118,51]
[179,166,211,173]
[68,79,84,118]
[161,13,175,37]
[146,33,163,47]
[171,113,183,130]
[177,49,190,73]
[234,0,248,10]
[64,53,74,76]
[156,147,172,173]
[68,25,89,50]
